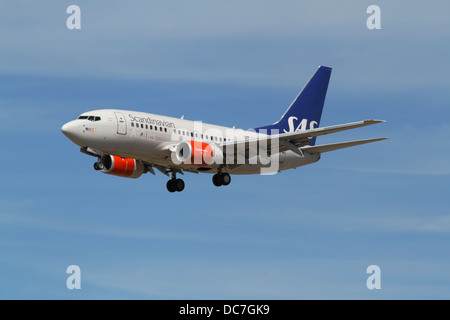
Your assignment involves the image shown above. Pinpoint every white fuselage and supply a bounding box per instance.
[62,109,320,175]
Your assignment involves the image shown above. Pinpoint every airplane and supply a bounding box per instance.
[61,66,387,192]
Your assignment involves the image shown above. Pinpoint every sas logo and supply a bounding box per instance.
[284,116,318,133]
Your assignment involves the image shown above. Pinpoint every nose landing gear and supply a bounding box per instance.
[93,161,104,171]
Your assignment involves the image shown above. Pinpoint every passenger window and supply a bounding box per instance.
[164,128,167,132]
[205,135,208,139]
[145,124,148,129]
[160,127,162,131]
[155,126,158,131]
[190,132,193,137]
[211,136,213,141]
[141,124,144,129]
[131,122,134,127]
[150,125,153,130]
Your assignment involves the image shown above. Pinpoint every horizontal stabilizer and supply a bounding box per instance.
[301,137,388,153]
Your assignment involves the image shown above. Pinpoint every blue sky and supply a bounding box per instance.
[1,1,450,299]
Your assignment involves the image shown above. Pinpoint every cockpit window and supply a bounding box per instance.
[78,115,101,121]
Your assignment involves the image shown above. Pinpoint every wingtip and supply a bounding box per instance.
[364,119,387,124]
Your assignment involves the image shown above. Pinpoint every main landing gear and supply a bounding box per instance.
[166,171,231,192]
[166,171,185,193]
[212,172,231,187]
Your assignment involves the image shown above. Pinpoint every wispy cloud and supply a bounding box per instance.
[71,257,450,299]
[1,2,449,88]
[318,123,450,176]
[0,207,280,247]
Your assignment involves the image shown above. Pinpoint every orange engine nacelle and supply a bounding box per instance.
[100,155,145,179]
[175,141,223,165]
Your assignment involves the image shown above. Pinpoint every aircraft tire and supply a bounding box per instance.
[212,174,223,187]
[167,180,177,193]
[221,173,231,186]
[175,179,185,192]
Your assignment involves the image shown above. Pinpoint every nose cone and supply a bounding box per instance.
[61,121,81,144]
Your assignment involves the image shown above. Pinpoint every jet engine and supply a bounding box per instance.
[175,141,223,165]
[98,155,145,179]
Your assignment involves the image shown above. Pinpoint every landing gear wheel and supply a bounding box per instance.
[166,180,177,193]
[221,173,231,186]
[93,161,103,171]
[175,179,185,192]
[167,178,185,192]
[212,174,223,187]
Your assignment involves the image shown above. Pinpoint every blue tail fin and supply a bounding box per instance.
[254,66,332,145]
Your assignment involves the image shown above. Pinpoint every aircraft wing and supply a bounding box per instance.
[221,119,386,156]
[281,119,385,141]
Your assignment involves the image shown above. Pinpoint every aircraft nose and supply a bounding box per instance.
[61,120,80,142]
